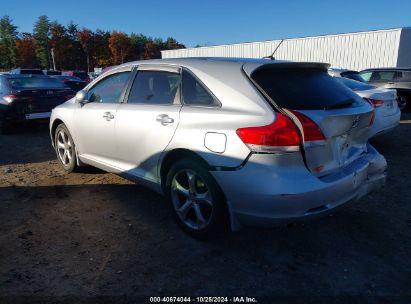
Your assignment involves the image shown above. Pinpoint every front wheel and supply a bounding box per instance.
[54,124,79,173]
[166,159,228,239]
[397,95,407,111]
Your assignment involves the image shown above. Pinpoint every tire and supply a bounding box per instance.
[166,158,228,239]
[0,119,11,135]
[54,124,79,173]
[397,95,407,111]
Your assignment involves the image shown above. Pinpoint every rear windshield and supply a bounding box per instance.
[335,77,376,91]
[7,77,68,89]
[19,69,44,75]
[251,67,360,110]
[340,71,365,82]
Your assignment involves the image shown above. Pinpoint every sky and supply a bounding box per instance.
[1,0,411,47]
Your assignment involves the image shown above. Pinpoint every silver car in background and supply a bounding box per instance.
[334,77,401,138]
[49,58,387,238]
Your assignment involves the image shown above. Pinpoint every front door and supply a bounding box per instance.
[73,69,132,165]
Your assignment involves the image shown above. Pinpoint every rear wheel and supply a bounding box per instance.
[54,124,79,173]
[166,159,228,239]
[397,95,407,111]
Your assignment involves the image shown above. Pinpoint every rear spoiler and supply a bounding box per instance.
[242,62,331,77]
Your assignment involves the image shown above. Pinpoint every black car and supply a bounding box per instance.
[0,75,75,134]
[43,70,62,76]
[51,75,87,91]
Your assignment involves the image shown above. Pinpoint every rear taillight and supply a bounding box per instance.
[236,113,301,153]
[289,110,326,142]
[364,98,384,108]
[363,98,377,126]
[2,95,17,104]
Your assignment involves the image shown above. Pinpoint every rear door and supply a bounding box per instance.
[246,63,374,176]
[114,65,182,183]
[73,68,132,164]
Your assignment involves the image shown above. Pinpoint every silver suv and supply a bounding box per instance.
[50,58,387,238]
[360,68,411,110]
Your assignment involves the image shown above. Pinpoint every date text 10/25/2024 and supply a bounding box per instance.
[149,296,258,303]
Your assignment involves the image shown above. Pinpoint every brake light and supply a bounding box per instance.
[2,95,17,104]
[236,113,301,152]
[364,98,384,108]
[64,95,75,100]
[289,110,326,141]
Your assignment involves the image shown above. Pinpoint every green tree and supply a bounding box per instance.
[0,15,18,69]
[33,15,51,69]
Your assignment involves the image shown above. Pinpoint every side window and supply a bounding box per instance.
[127,70,180,104]
[360,71,372,81]
[182,70,215,106]
[395,71,403,79]
[371,71,396,81]
[87,71,131,103]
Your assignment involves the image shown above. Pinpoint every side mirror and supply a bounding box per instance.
[75,90,87,103]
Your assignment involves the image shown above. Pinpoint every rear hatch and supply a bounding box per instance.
[245,62,374,177]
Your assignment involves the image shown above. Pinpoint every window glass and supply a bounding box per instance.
[127,70,180,104]
[7,77,68,89]
[396,72,403,79]
[87,71,131,103]
[359,71,372,81]
[335,77,376,91]
[182,70,215,106]
[340,71,365,82]
[370,71,396,81]
[252,67,360,110]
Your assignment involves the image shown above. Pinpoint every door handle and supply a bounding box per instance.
[103,112,115,121]
[156,114,174,125]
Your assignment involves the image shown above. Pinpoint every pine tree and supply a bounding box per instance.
[0,15,18,69]
[33,15,50,69]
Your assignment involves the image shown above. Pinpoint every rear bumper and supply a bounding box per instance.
[211,144,386,228]
[369,107,401,138]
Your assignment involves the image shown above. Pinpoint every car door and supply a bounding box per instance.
[367,70,399,89]
[73,68,132,166]
[114,65,182,183]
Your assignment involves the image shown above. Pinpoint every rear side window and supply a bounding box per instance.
[251,67,360,110]
[182,70,215,106]
[370,71,396,81]
[127,70,180,104]
[360,71,372,81]
[87,71,131,103]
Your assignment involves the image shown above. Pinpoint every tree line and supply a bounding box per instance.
[0,15,186,71]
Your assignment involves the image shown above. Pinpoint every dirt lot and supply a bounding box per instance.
[1,115,411,302]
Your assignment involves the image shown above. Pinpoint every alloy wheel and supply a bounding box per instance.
[56,129,73,167]
[171,169,214,230]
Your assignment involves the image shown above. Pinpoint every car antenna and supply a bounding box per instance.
[263,39,284,60]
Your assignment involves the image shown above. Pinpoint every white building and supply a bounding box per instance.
[161,28,411,71]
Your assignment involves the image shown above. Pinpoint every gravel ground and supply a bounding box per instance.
[0,115,411,302]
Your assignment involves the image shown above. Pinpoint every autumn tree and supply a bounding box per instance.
[108,31,130,64]
[0,15,18,69]
[15,33,37,67]
[144,41,161,59]
[129,33,149,60]
[50,21,73,70]
[92,29,112,67]
[33,15,51,69]
[77,28,92,72]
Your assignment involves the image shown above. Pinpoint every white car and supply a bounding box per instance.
[334,77,401,138]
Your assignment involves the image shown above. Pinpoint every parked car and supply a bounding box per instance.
[49,58,386,238]
[334,77,400,138]
[10,68,44,75]
[62,70,91,84]
[0,75,75,134]
[51,75,87,91]
[359,68,411,110]
[43,70,62,76]
[328,68,365,82]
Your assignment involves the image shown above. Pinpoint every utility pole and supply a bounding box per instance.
[51,48,57,71]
